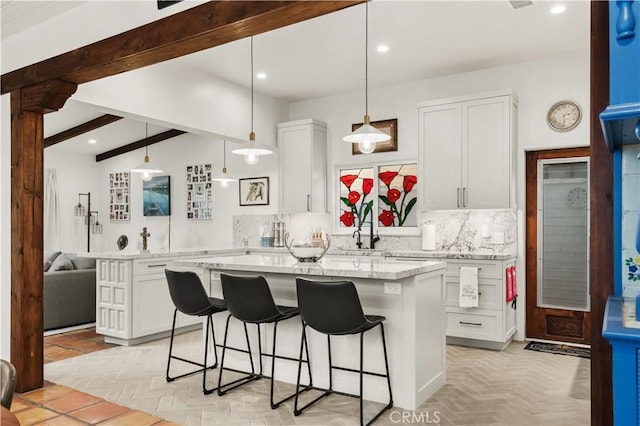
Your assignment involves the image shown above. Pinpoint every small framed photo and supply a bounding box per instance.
[351,118,398,155]
[239,177,269,206]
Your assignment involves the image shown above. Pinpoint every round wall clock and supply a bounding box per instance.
[547,100,582,132]
[566,187,587,208]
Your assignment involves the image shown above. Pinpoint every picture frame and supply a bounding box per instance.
[143,175,171,216]
[186,163,213,219]
[351,118,398,155]
[239,177,270,206]
[109,171,130,221]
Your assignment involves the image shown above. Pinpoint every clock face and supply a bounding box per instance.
[547,101,582,132]
[566,187,587,208]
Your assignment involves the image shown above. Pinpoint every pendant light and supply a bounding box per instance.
[131,123,163,181]
[343,2,390,154]
[212,140,237,188]
[232,36,273,165]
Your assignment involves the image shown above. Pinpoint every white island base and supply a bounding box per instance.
[179,255,447,411]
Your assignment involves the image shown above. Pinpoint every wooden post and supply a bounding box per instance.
[10,80,76,392]
[590,2,613,425]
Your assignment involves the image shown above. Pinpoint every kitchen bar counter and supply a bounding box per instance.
[177,254,447,411]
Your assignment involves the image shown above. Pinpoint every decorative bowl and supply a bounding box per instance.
[285,233,331,262]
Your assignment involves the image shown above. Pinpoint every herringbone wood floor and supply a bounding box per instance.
[44,330,589,425]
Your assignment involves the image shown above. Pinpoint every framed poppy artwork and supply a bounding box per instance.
[339,167,374,228]
[351,118,398,155]
[377,163,418,227]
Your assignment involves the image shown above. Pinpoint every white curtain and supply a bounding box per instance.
[44,169,61,250]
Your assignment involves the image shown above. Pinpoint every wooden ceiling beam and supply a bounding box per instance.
[1,1,364,94]
[96,128,186,162]
[44,114,123,148]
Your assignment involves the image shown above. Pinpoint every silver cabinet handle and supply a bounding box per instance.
[307,194,310,211]
[463,187,467,208]
[148,264,167,268]
[459,321,482,326]
[457,188,461,208]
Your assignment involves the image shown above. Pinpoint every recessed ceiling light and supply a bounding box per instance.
[550,4,566,14]
[256,72,267,79]
[88,139,97,144]
[377,45,389,53]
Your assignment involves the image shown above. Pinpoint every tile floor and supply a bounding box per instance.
[38,327,590,425]
[8,327,174,425]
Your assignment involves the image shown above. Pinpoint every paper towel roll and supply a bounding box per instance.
[422,224,436,250]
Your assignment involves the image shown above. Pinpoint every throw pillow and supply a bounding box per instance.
[50,254,74,272]
[43,260,53,272]
[53,258,74,271]
[43,251,61,272]
[69,255,96,270]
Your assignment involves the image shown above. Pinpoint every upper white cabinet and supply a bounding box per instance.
[278,119,327,213]
[418,91,517,210]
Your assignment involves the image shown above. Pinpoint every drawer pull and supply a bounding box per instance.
[459,321,483,326]
[147,264,167,268]
[459,267,482,271]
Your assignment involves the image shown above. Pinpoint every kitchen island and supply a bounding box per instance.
[177,254,447,411]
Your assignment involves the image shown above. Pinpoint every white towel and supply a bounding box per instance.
[459,267,479,308]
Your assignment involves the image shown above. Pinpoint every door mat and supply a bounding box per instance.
[524,341,590,359]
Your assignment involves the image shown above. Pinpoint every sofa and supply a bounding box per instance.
[43,251,96,331]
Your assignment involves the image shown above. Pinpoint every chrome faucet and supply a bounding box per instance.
[242,237,249,254]
[352,229,363,249]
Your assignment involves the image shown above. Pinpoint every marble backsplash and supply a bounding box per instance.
[233,208,517,256]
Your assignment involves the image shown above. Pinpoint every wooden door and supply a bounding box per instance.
[526,147,591,345]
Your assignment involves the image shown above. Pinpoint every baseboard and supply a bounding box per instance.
[44,322,96,336]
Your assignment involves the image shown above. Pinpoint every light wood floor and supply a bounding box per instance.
[43,330,590,425]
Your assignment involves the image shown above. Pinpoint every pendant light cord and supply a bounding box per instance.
[365,2,369,117]
[223,140,227,167]
[251,36,254,134]
[145,123,149,156]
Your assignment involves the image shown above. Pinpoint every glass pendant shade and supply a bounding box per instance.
[92,219,103,235]
[74,203,85,217]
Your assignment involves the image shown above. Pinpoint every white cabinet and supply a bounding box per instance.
[278,119,327,213]
[418,90,517,209]
[443,258,517,350]
[96,255,207,345]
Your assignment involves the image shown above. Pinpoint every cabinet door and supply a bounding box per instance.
[419,103,463,209]
[132,273,175,338]
[279,124,312,213]
[462,96,511,208]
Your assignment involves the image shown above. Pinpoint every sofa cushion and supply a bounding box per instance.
[50,254,74,271]
[43,251,61,272]
[68,255,96,270]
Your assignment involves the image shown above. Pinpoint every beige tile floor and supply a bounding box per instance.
[44,330,590,425]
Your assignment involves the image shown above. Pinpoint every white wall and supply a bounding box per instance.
[45,132,280,254]
[289,49,591,340]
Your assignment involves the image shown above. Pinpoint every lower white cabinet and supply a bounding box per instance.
[443,258,517,349]
[96,255,206,345]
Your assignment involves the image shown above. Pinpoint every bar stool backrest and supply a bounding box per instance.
[220,274,280,323]
[165,270,212,316]
[296,278,367,335]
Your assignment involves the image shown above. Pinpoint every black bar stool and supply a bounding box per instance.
[294,277,393,426]
[165,269,227,395]
[218,273,312,409]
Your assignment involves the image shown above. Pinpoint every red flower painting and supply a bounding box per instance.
[340,169,374,228]
[378,164,418,227]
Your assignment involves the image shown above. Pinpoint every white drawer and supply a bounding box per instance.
[445,279,501,310]
[134,258,174,276]
[445,260,502,279]
[446,310,502,342]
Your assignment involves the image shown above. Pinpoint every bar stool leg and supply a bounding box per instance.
[327,335,333,390]
[165,309,178,382]
[202,315,214,394]
[359,331,364,426]
[218,315,261,396]
[257,324,263,376]
[380,323,393,408]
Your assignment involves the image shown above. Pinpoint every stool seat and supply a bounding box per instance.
[194,297,226,316]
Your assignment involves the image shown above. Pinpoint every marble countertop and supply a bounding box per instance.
[84,247,516,261]
[176,254,446,280]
